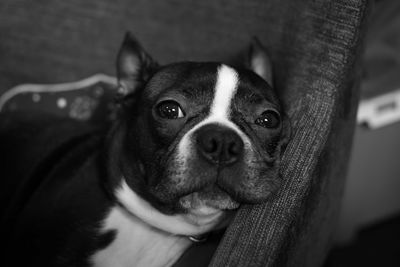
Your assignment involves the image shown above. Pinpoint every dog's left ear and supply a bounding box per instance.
[116,32,159,96]
[246,37,274,87]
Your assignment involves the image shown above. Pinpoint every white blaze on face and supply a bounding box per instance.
[177,64,252,160]
[210,64,239,119]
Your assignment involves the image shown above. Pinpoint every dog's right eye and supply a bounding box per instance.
[156,100,185,119]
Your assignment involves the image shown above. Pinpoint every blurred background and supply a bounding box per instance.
[326,0,400,266]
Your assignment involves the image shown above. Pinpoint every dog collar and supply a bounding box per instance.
[188,234,208,243]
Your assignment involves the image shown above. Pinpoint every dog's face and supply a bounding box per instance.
[113,34,290,225]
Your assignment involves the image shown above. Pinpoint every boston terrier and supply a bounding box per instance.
[0,33,290,267]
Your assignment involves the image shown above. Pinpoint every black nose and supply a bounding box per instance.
[196,124,244,165]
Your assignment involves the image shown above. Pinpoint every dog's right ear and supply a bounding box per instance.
[116,32,159,96]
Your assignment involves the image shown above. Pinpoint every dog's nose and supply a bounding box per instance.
[196,124,244,165]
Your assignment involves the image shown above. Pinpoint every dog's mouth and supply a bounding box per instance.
[179,185,240,212]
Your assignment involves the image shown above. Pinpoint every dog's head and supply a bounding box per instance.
[109,33,290,235]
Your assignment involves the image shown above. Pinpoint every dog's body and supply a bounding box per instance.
[0,34,290,267]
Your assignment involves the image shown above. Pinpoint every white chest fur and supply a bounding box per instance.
[91,206,192,267]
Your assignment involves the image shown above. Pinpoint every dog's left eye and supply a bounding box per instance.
[255,110,281,128]
[156,100,185,119]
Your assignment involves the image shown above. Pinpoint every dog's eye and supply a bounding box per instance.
[156,100,185,119]
[255,110,280,128]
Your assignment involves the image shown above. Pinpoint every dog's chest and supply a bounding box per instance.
[91,206,191,267]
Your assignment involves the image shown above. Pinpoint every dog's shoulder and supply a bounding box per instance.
[0,111,115,266]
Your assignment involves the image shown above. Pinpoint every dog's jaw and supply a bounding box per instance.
[116,179,232,236]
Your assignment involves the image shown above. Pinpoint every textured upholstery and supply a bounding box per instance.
[0,0,370,266]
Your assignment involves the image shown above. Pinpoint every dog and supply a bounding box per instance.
[0,33,290,267]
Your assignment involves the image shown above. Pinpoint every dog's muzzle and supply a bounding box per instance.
[196,124,244,166]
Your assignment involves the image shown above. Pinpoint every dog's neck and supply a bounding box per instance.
[91,204,192,267]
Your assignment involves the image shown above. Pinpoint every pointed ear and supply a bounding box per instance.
[116,32,159,96]
[246,37,274,87]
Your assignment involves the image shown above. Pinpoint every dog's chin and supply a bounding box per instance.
[179,185,240,214]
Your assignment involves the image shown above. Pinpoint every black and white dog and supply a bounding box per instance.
[0,33,290,267]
